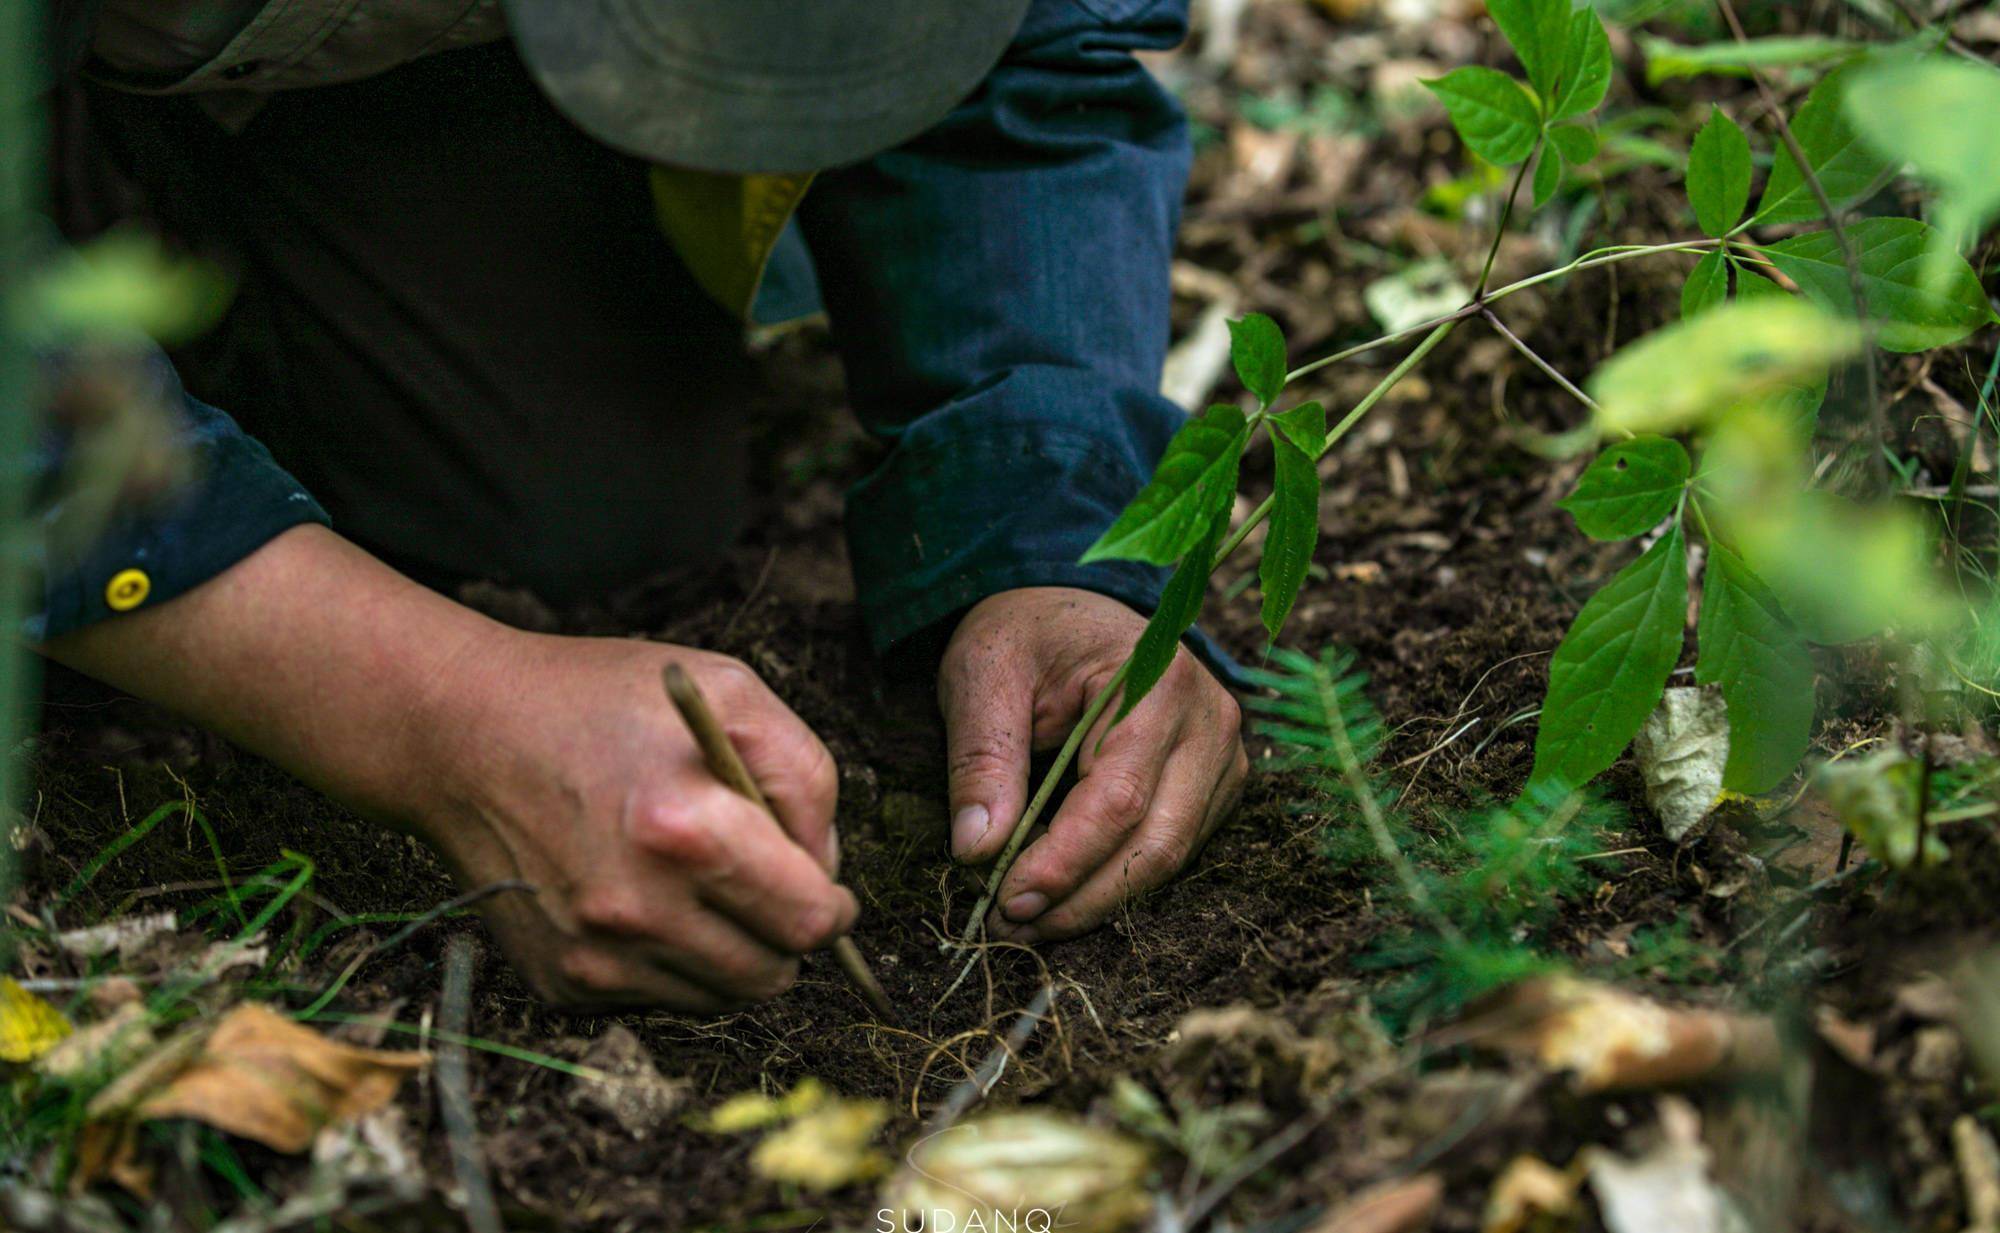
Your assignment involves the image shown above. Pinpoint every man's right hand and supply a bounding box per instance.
[45,525,857,1013]
[415,636,857,1011]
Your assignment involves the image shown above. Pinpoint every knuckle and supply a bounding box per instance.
[948,738,1015,786]
[736,956,801,1003]
[1092,766,1151,824]
[556,946,625,998]
[631,801,724,869]
[777,896,844,953]
[574,889,648,937]
[699,654,763,701]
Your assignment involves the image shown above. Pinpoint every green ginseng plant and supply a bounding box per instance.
[941,1,2000,991]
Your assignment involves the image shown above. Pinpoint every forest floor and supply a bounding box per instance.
[12,2,2000,1232]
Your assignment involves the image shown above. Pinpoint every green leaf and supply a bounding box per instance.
[1557,436,1691,541]
[1260,404,1327,642]
[1082,406,1250,565]
[1761,217,1996,353]
[21,233,234,346]
[1551,8,1613,122]
[1731,260,1788,300]
[1532,146,1563,208]
[1686,107,1751,238]
[1529,523,1690,792]
[1118,508,1227,722]
[1229,313,1288,408]
[1638,33,1862,87]
[1681,250,1728,318]
[1487,0,1571,101]
[1590,298,1860,435]
[1751,67,1894,226]
[1547,123,1598,166]
[1845,55,2000,294]
[1272,399,1329,458]
[1424,67,1543,166]
[1696,544,1815,794]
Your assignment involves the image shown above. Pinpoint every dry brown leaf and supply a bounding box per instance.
[1456,977,1780,1092]
[1483,1155,1580,1233]
[1309,1172,1443,1233]
[38,1002,155,1084]
[107,1004,426,1156]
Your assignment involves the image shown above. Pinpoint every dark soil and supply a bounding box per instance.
[19,3,2000,1230]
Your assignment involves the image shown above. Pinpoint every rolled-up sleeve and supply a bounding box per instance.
[29,347,328,642]
[797,0,1236,671]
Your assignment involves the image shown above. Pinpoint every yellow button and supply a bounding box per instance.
[105,569,151,611]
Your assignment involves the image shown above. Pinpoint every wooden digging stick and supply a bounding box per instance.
[662,664,899,1024]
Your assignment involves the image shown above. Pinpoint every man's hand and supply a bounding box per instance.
[46,526,856,1014]
[416,636,857,1011]
[939,587,1247,943]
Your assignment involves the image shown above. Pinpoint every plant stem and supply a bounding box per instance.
[1482,308,1604,417]
[1284,240,1720,387]
[944,320,1459,962]
[1475,136,1543,301]
[1713,0,1884,479]
[1314,658,1464,945]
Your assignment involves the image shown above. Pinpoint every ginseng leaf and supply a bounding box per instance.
[1551,8,1613,122]
[1761,217,1996,353]
[1529,524,1689,792]
[1425,67,1542,166]
[1533,146,1564,208]
[1681,250,1728,319]
[1751,67,1893,226]
[1082,406,1249,565]
[1487,0,1571,101]
[1547,122,1597,166]
[1557,436,1690,541]
[1229,313,1288,408]
[1696,544,1815,794]
[1686,106,1751,238]
[1260,402,1328,642]
[1118,508,1228,722]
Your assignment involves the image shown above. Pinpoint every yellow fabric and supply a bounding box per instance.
[649,168,815,323]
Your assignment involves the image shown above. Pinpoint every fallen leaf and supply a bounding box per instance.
[1310,1172,1443,1233]
[1483,1154,1579,1233]
[700,1077,829,1133]
[1631,687,1730,842]
[54,912,177,961]
[0,977,73,1063]
[1456,977,1781,1092]
[38,1002,155,1084]
[109,1004,426,1155]
[1584,1098,1741,1233]
[1953,1115,2000,1233]
[566,1024,688,1138]
[751,1096,889,1191]
[883,1112,1151,1233]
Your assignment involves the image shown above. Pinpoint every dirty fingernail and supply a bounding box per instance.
[951,805,990,855]
[1002,891,1048,922]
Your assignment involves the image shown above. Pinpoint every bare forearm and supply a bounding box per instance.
[41,525,499,820]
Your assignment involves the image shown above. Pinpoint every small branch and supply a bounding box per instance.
[1482,308,1603,417]
[439,936,503,1233]
[1714,0,1884,476]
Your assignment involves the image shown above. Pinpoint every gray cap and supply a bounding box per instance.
[502,0,1033,174]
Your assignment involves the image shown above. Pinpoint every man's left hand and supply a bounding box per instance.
[938,587,1247,943]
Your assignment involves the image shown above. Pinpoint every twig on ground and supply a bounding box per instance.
[439,936,503,1233]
